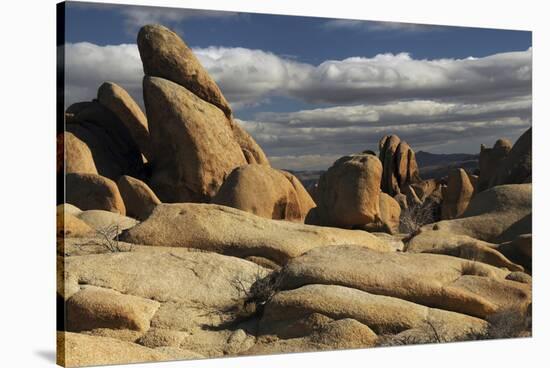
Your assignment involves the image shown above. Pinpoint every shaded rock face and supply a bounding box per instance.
[143,76,247,202]
[497,233,532,273]
[97,81,152,161]
[441,168,475,220]
[477,139,512,192]
[378,193,401,234]
[314,153,383,228]
[119,203,392,266]
[477,128,532,192]
[379,135,421,196]
[117,175,161,221]
[137,24,232,118]
[66,173,126,215]
[410,178,439,202]
[65,101,144,180]
[212,164,315,222]
[490,127,532,187]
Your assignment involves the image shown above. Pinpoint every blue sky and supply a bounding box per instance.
[63,1,532,170]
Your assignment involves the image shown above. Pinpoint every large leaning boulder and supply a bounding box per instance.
[212,164,315,222]
[97,81,152,160]
[120,203,392,265]
[143,76,246,202]
[137,24,232,118]
[313,153,382,228]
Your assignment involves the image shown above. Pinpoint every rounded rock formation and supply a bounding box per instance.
[314,153,383,228]
[66,173,126,215]
[212,164,315,222]
[117,175,161,221]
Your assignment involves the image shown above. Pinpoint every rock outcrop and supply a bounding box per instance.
[477,139,512,192]
[277,245,531,319]
[143,76,247,202]
[97,82,152,161]
[117,175,161,220]
[66,173,126,215]
[477,128,532,192]
[260,284,487,340]
[313,153,383,228]
[441,168,475,220]
[120,203,392,265]
[407,183,531,252]
[212,164,315,222]
[61,246,268,358]
[490,128,532,187]
[65,101,144,180]
[379,135,421,195]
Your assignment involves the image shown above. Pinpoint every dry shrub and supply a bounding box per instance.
[399,202,436,234]
[74,223,134,253]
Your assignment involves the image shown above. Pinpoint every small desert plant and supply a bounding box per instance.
[376,320,446,347]
[75,223,134,253]
[232,266,283,315]
[461,260,481,276]
[484,305,532,339]
[399,202,436,234]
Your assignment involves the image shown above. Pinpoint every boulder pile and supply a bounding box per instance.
[57,23,533,366]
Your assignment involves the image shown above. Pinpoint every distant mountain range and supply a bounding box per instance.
[289,151,480,187]
[415,151,479,179]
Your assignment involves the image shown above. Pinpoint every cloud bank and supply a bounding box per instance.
[65,42,531,107]
[64,42,531,170]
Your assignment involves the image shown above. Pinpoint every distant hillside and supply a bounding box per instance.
[289,151,480,186]
[286,170,324,189]
[415,151,478,167]
[415,151,479,179]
